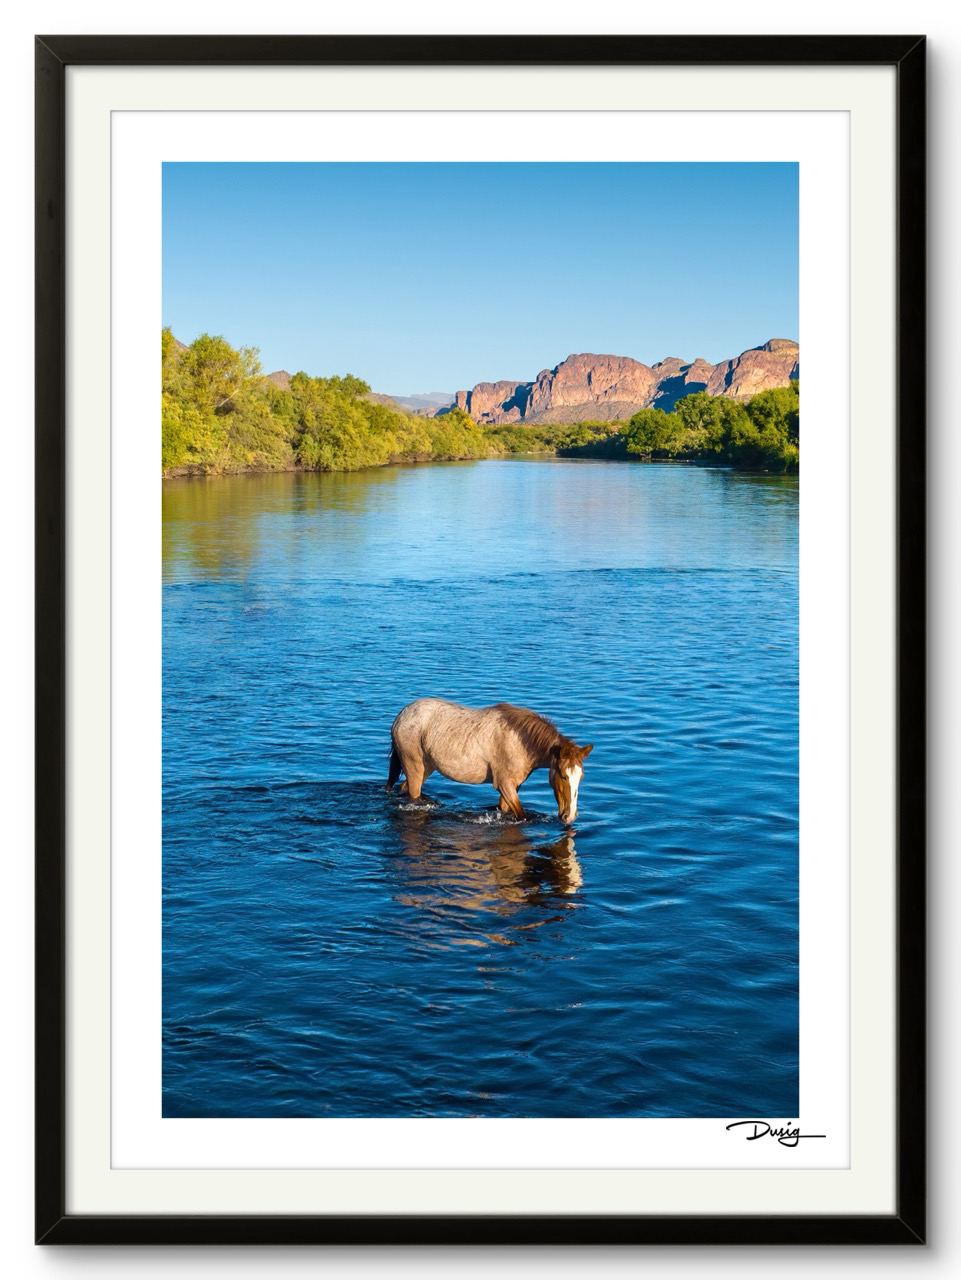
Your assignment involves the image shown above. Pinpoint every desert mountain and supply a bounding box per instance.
[389,391,456,412]
[447,339,799,425]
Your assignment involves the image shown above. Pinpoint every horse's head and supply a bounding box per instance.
[549,741,594,824]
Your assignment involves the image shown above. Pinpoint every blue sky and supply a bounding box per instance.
[163,162,798,394]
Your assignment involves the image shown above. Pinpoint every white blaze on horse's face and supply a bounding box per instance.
[565,764,583,822]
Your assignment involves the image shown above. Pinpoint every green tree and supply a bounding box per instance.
[622,408,680,455]
[747,381,799,443]
[673,392,747,455]
[178,333,261,415]
[161,392,228,472]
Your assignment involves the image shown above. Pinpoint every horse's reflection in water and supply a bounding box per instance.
[388,806,582,944]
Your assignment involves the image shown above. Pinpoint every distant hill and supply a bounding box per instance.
[364,392,406,410]
[388,391,456,413]
[445,339,799,424]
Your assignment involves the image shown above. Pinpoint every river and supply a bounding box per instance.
[162,458,799,1118]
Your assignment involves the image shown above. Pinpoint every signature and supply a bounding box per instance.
[725,1121,826,1148]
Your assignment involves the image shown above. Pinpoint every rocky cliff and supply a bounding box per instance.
[447,339,799,424]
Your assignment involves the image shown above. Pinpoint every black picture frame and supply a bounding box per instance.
[35,33,926,1246]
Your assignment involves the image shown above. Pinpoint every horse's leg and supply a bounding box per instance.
[497,782,526,820]
[404,757,427,801]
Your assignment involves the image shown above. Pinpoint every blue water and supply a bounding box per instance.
[162,459,798,1118]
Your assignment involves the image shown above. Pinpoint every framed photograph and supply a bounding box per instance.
[35,35,926,1245]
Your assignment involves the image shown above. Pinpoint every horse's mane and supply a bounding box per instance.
[494,703,571,761]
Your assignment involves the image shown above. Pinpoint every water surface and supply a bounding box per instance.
[163,459,798,1118]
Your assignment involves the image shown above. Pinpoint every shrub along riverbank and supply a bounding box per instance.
[162,330,799,478]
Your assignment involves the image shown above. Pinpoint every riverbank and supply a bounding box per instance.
[163,441,797,481]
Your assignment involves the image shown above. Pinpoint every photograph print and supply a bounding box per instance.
[161,160,800,1121]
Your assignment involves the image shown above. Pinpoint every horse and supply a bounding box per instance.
[385,698,593,823]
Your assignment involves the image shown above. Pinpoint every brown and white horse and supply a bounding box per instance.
[386,698,593,823]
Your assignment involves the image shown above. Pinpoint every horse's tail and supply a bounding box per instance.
[386,738,403,792]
